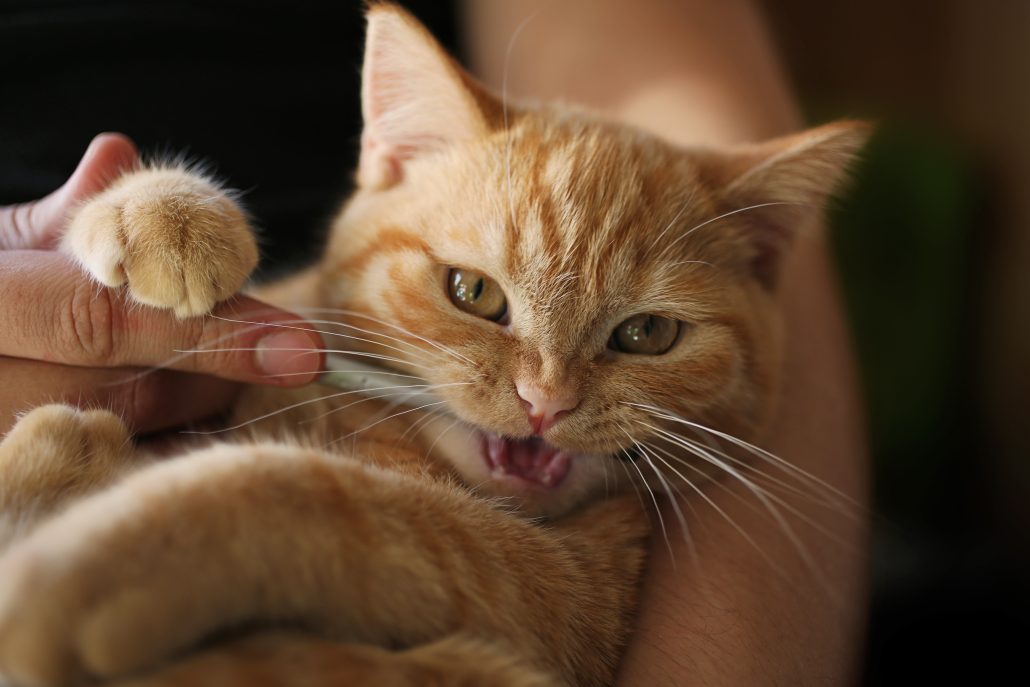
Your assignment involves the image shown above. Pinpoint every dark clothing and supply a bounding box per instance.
[0,0,459,275]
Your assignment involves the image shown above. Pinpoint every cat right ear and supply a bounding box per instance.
[697,120,871,290]
[359,4,493,190]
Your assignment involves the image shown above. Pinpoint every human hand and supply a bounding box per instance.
[0,133,324,435]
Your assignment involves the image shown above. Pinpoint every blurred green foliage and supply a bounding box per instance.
[827,122,981,534]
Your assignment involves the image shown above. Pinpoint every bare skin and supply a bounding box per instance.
[464,1,869,684]
[0,134,324,435]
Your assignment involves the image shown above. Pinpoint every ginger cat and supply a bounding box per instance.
[0,4,867,686]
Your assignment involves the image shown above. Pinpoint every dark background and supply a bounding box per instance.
[2,1,1027,683]
[0,0,459,275]
[765,1,1030,681]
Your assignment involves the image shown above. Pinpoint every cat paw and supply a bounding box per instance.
[0,512,158,685]
[62,166,258,318]
[0,408,137,684]
[1,404,129,465]
[0,531,218,687]
[0,405,131,516]
[0,451,221,685]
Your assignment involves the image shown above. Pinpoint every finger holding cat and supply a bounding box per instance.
[0,251,325,383]
[0,135,326,434]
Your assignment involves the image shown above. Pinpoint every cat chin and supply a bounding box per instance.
[417,415,614,519]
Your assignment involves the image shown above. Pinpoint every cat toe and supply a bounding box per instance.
[62,167,257,319]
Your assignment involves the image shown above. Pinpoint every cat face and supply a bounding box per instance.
[319,5,866,518]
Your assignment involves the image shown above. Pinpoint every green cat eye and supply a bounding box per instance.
[447,268,508,322]
[610,314,680,355]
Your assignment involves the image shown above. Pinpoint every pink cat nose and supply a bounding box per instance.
[515,382,579,434]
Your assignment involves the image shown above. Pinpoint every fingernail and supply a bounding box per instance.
[255,331,321,381]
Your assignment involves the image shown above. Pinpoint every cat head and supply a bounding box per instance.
[320,4,868,518]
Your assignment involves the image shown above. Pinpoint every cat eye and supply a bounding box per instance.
[609,314,680,355]
[447,268,508,322]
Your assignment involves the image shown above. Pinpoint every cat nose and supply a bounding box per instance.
[515,381,579,434]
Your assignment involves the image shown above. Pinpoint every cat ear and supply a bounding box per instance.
[700,120,871,289]
[359,4,494,190]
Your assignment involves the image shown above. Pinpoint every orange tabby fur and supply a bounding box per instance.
[0,4,867,686]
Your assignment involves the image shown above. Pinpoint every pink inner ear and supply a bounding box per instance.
[358,9,493,192]
[358,135,403,189]
[744,214,793,291]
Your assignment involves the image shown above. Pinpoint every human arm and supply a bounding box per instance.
[463,0,870,683]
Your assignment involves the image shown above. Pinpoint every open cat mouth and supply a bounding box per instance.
[482,434,572,488]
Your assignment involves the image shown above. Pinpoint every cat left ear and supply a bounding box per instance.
[701,120,871,289]
[359,4,494,190]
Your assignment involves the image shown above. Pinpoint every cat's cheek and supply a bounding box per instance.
[421,419,490,485]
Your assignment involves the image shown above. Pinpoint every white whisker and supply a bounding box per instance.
[283,319,445,363]
[641,439,785,575]
[304,382,470,423]
[262,369,424,381]
[327,401,448,447]
[632,439,696,565]
[643,422,843,604]
[288,307,475,366]
[423,415,463,460]
[174,347,434,372]
[617,426,675,562]
[660,201,803,256]
[395,404,447,446]
[614,455,650,517]
[182,384,445,435]
[265,314,455,364]
[647,186,697,252]
[664,426,854,516]
[624,402,860,509]
[651,432,862,551]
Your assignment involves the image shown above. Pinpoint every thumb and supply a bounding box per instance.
[0,133,140,250]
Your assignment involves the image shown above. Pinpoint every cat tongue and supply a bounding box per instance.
[484,435,571,488]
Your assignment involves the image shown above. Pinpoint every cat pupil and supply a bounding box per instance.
[611,314,679,355]
[447,268,507,322]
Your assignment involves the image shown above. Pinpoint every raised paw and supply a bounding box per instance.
[62,166,258,318]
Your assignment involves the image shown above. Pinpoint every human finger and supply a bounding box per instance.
[0,358,240,435]
[0,133,139,250]
[0,251,325,385]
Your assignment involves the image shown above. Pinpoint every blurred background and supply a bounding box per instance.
[765,1,1030,681]
[1,0,1027,683]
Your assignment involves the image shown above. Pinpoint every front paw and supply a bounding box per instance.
[0,542,89,686]
[0,492,207,685]
[0,534,189,686]
[62,166,258,318]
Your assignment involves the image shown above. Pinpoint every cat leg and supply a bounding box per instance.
[61,165,257,318]
[0,404,132,550]
[403,634,560,687]
[0,442,645,686]
[111,632,559,687]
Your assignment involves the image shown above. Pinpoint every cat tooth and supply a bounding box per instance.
[484,433,510,470]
